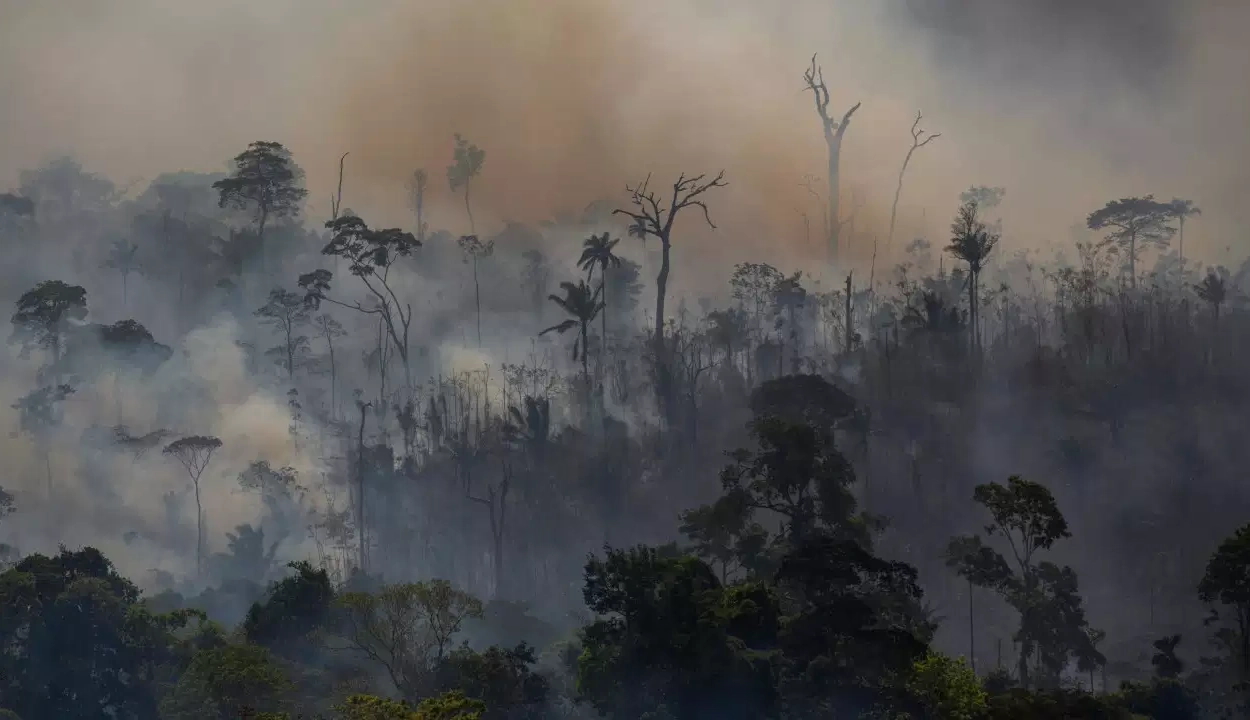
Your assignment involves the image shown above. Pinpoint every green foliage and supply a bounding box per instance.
[717,415,864,549]
[906,653,987,720]
[416,690,485,720]
[335,693,420,720]
[0,547,196,720]
[947,477,1099,690]
[1198,522,1250,677]
[985,688,1135,720]
[435,644,547,719]
[1115,679,1199,720]
[244,561,334,655]
[160,642,291,719]
[577,546,778,719]
[337,580,483,699]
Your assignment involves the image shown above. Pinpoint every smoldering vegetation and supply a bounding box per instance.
[0,0,1248,718]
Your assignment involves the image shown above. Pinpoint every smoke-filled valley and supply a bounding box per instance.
[0,1,1249,718]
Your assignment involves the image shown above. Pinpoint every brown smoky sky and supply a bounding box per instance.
[1,0,1247,279]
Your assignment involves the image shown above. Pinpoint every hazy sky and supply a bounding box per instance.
[1,0,1246,273]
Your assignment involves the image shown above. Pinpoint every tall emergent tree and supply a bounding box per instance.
[1086,195,1175,289]
[946,200,1000,353]
[255,287,311,380]
[212,141,308,272]
[803,54,861,260]
[447,134,485,235]
[458,234,494,347]
[163,435,223,576]
[946,476,1101,689]
[102,238,140,309]
[11,280,88,379]
[12,384,75,499]
[613,171,726,413]
[1167,197,1201,264]
[300,214,421,392]
[887,111,941,251]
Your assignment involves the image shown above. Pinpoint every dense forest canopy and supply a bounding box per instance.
[0,0,1249,718]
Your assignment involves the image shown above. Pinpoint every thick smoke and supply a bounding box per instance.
[3,0,1246,281]
[0,0,1248,620]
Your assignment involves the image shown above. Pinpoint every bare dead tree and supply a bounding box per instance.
[887,111,942,251]
[330,152,349,221]
[803,54,861,263]
[409,169,429,244]
[613,171,727,353]
[614,171,726,423]
[468,458,511,599]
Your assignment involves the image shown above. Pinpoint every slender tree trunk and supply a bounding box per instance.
[464,182,475,235]
[193,478,203,576]
[1178,216,1186,264]
[654,239,672,421]
[1129,233,1137,289]
[600,276,608,377]
[473,256,482,347]
[844,272,854,353]
[286,326,295,380]
[43,444,52,501]
[887,147,916,252]
[826,127,849,260]
[327,334,337,420]
[357,403,368,573]
[655,239,670,349]
[581,321,590,389]
[968,579,976,674]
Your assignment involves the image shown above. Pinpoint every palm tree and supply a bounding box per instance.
[102,238,140,309]
[578,232,622,366]
[1195,267,1228,324]
[945,201,1000,353]
[1167,198,1201,264]
[540,280,604,386]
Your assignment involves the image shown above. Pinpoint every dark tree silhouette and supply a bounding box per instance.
[212,141,308,269]
[1086,195,1175,288]
[887,111,941,252]
[12,384,75,499]
[101,238,140,309]
[1194,266,1228,325]
[946,477,1100,689]
[458,234,494,347]
[1166,197,1201,263]
[803,54,861,260]
[1199,523,1250,680]
[163,435,223,576]
[578,232,623,367]
[1151,635,1184,679]
[301,214,421,392]
[946,200,1000,353]
[0,192,34,217]
[447,134,485,235]
[540,280,603,387]
[255,288,311,380]
[10,280,88,377]
[314,313,346,419]
[613,171,726,414]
